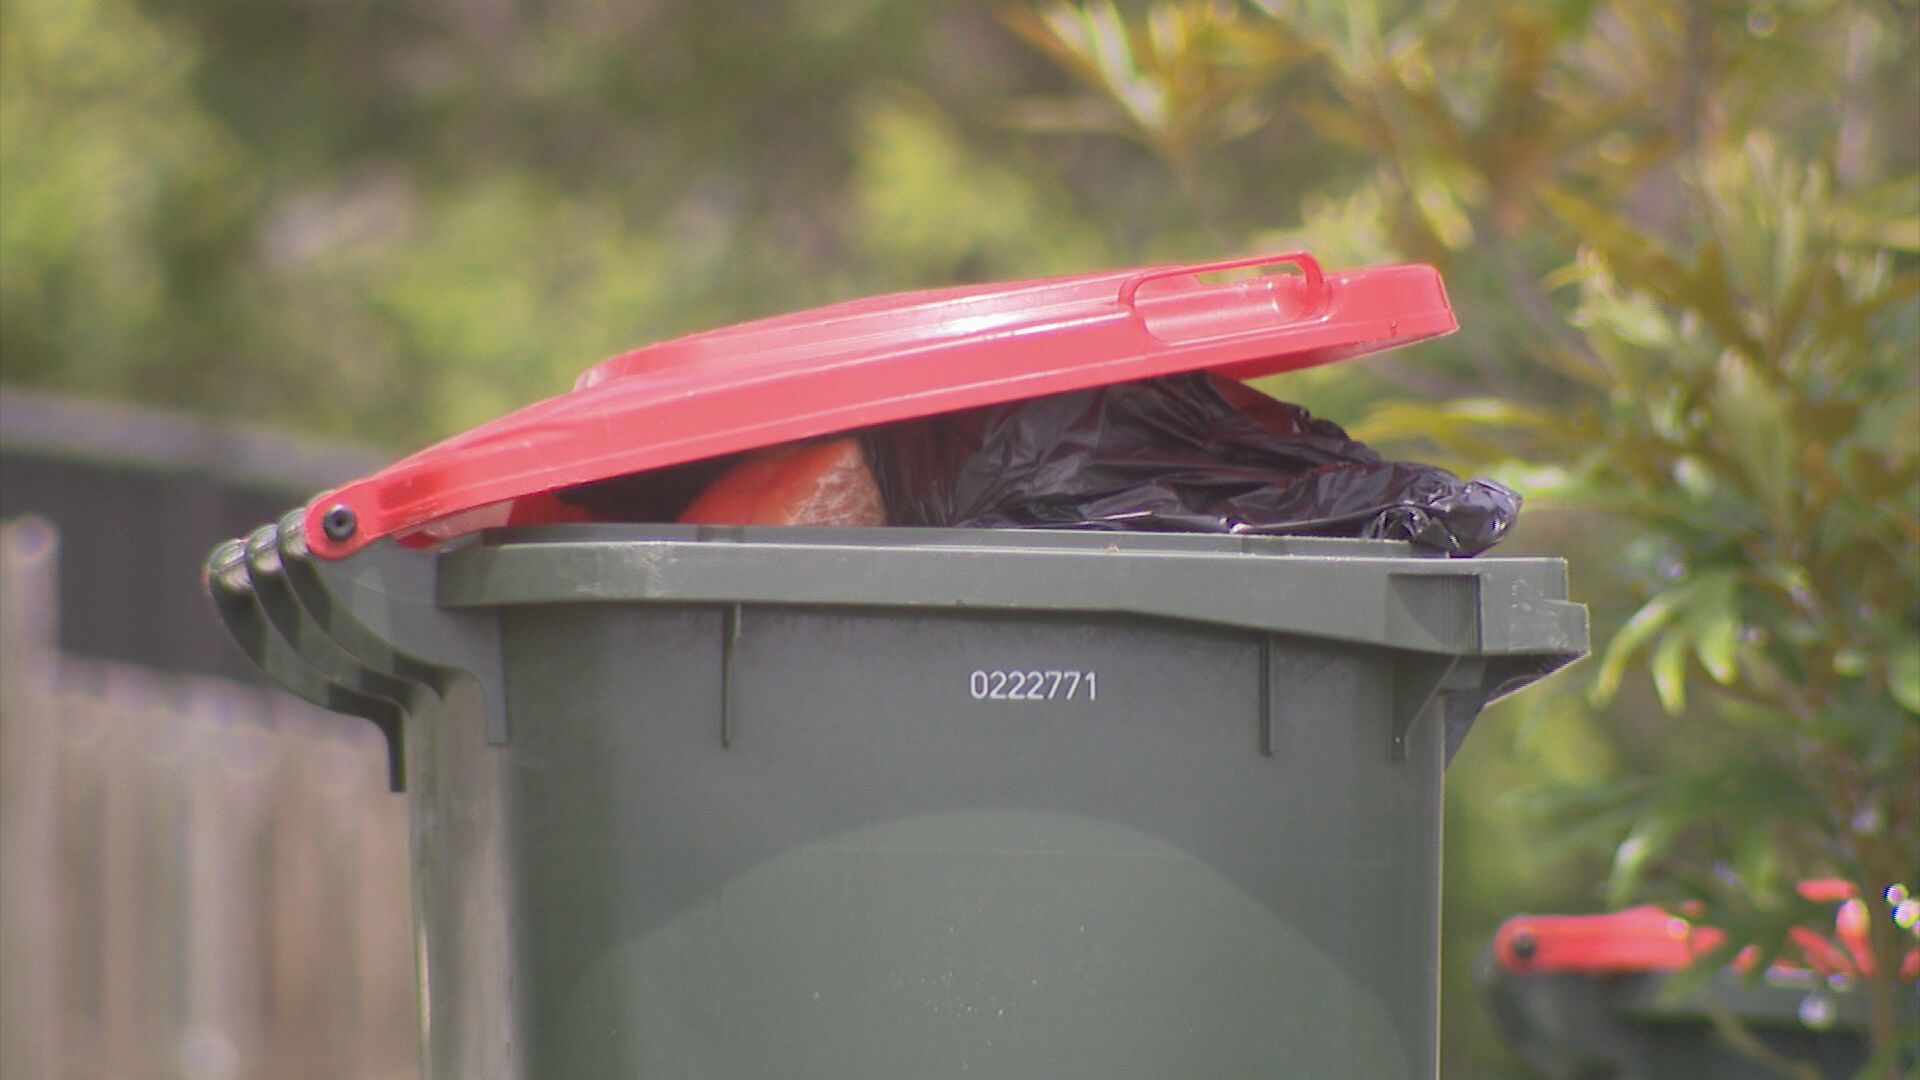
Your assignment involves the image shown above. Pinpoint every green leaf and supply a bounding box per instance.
[1729,821,1778,898]
[1891,644,1920,716]
[1689,598,1740,686]
[1606,818,1673,909]
[1294,98,1383,154]
[1411,176,1475,250]
[1650,628,1689,715]
[1815,272,1920,347]
[1591,589,1682,708]
[1540,185,1765,360]
[1830,172,1920,252]
[1710,351,1796,522]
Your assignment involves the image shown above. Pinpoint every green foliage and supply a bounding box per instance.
[850,89,1108,281]
[0,0,254,401]
[1001,1,1298,174]
[0,0,1114,447]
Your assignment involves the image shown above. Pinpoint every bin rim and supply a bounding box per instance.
[430,525,1586,662]
[467,521,1441,556]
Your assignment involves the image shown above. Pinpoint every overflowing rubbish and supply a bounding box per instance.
[556,372,1519,556]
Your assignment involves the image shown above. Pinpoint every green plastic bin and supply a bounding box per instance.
[209,520,1585,1078]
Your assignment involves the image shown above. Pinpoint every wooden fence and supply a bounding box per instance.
[1,517,419,1079]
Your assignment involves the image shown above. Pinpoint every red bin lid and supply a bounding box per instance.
[302,250,1457,558]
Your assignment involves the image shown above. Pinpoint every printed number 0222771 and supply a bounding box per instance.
[967,669,1098,702]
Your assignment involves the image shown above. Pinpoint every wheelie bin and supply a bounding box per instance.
[208,251,1588,1079]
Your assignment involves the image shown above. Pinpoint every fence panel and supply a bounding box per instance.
[1,517,418,1080]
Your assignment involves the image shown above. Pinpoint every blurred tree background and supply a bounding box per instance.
[2,0,1915,1074]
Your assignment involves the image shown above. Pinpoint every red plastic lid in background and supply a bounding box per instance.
[302,251,1457,558]
[1493,881,1920,981]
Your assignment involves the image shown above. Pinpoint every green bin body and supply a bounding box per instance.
[209,521,1586,1078]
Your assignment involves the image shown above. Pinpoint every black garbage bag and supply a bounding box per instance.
[861,372,1518,555]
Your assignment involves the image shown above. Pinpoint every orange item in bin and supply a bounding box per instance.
[680,438,886,527]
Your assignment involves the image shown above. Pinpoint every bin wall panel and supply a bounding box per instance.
[480,603,1445,1078]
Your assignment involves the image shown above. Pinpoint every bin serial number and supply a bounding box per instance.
[968,669,1098,702]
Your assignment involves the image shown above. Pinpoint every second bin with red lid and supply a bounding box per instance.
[208,252,1586,1079]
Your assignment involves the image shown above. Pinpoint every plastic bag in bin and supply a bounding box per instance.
[666,372,1517,555]
[858,373,1517,555]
